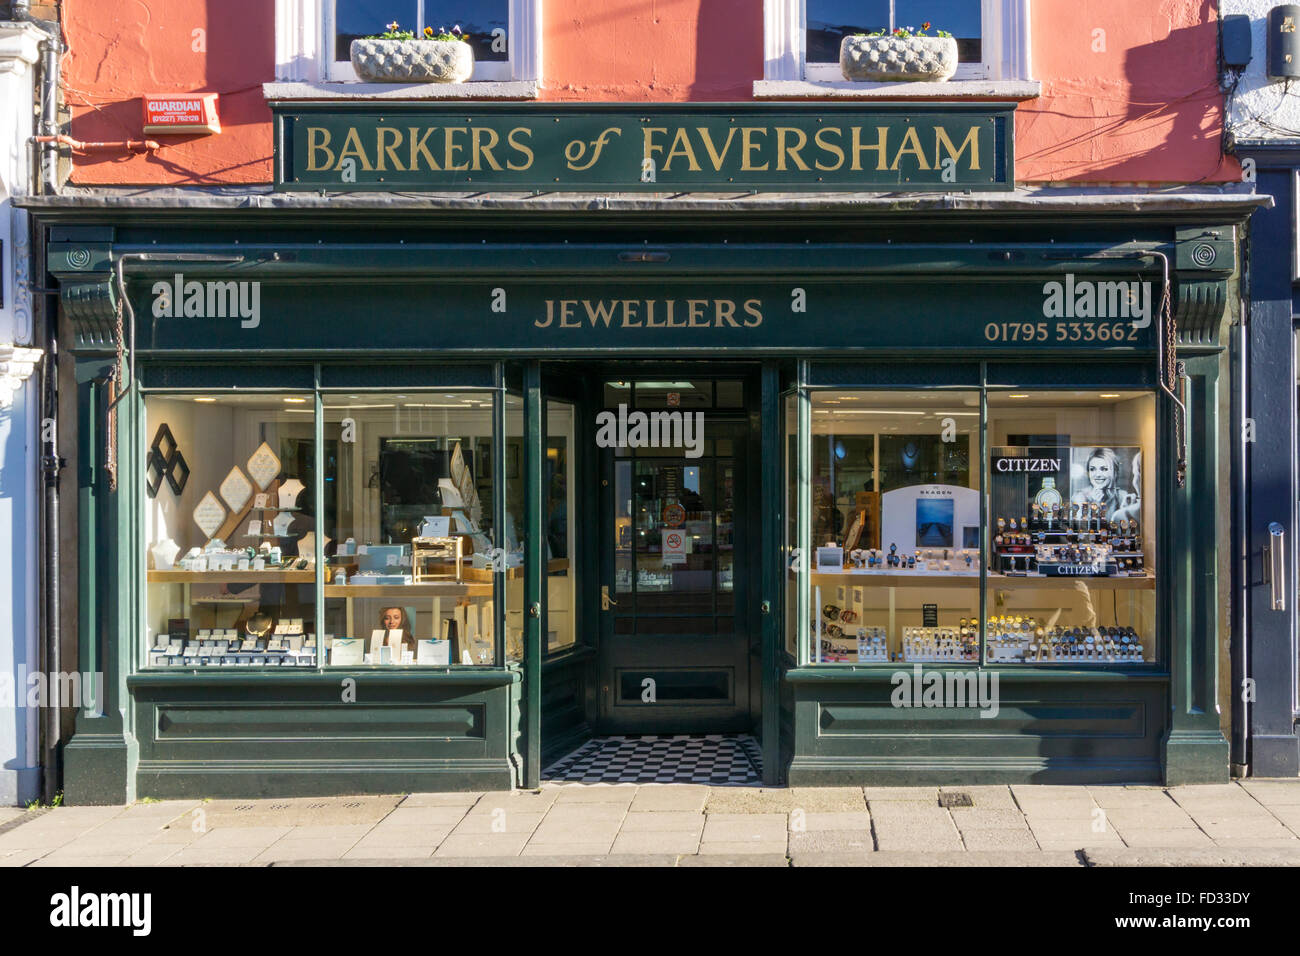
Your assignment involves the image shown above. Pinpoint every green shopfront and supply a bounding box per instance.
[30,104,1261,802]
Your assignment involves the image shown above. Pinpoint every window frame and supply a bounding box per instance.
[764,0,1032,83]
[275,0,541,84]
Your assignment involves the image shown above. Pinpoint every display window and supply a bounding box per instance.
[143,393,319,668]
[985,390,1156,664]
[142,387,516,669]
[787,384,1158,666]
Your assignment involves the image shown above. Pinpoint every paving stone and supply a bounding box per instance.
[432,833,529,857]
[0,809,25,826]
[1196,820,1299,842]
[549,785,639,805]
[790,787,868,812]
[256,839,362,862]
[530,821,624,845]
[541,803,628,824]
[949,808,1028,830]
[874,830,965,852]
[701,813,789,843]
[197,795,402,829]
[619,811,705,832]
[343,844,438,860]
[449,812,544,835]
[793,851,1082,867]
[1015,801,1100,821]
[943,786,1017,809]
[354,824,454,846]
[1099,807,1198,830]
[520,841,615,856]
[1112,827,1215,848]
[1166,784,1247,799]
[148,826,204,845]
[611,831,701,854]
[1084,846,1300,866]
[400,792,486,808]
[1257,805,1300,831]
[278,824,374,841]
[866,804,952,826]
[788,829,875,853]
[628,786,709,813]
[0,848,49,867]
[959,828,1039,851]
[30,855,129,867]
[679,853,789,866]
[464,790,560,813]
[1204,835,1300,848]
[379,806,471,827]
[862,787,937,802]
[790,811,873,832]
[697,841,789,856]
[166,845,266,865]
[189,826,293,849]
[1087,786,1178,809]
[121,844,182,866]
[704,788,796,813]
[1237,781,1300,805]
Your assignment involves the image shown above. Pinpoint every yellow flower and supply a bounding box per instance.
[423,26,433,37]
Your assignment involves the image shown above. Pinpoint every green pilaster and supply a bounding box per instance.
[62,360,139,804]
[523,361,544,788]
[1163,351,1230,784]
[760,362,781,784]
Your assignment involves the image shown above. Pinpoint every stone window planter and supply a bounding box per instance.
[349,38,474,83]
[839,35,958,82]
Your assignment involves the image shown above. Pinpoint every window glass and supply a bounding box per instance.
[804,390,980,663]
[546,401,576,653]
[985,391,1156,664]
[321,391,502,666]
[806,0,982,64]
[785,393,800,657]
[143,393,318,668]
[334,0,508,64]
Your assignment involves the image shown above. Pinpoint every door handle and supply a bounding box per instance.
[1265,522,1286,611]
[601,585,618,610]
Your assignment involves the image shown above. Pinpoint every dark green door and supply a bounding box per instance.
[596,387,754,733]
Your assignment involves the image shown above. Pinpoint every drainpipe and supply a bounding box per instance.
[1230,230,1252,777]
[13,0,63,196]
[37,235,61,805]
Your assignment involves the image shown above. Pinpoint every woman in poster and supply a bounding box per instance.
[1071,447,1140,522]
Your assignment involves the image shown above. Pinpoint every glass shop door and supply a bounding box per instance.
[596,379,755,733]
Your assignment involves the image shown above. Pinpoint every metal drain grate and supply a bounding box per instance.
[938,792,973,808]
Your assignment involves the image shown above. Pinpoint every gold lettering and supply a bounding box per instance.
[814,127,844,171]
[306,127,334,171]
[584,300,618,328]
[740,127,769,171]
[621,300,641,327]
[408,127,441,170]
[507,127,534,170]
[472,127,502,171]
[687,300,709,327]
[647,301,666,328]
[376,127,405,172]
[890,126,930,171]
[537,300,555,328]
[336,127,374,171]
[742,299,763,327]
[696,127,738,170]
[933,125,981,171]
[714,299,739,327]
[444,127,469,171]
[850,126,889,171]
[775,127,809,171]
[559,301,579,327]
[664,128,702,172]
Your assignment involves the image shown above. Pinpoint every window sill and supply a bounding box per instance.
[263,80,540,101]
[753,79,1041,101]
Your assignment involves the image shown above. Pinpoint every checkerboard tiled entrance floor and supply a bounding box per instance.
[543,734,763,785]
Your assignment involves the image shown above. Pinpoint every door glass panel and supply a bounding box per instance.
[546,401,576,653]
[614,459,634,595]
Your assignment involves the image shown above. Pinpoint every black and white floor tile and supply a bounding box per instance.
[543,734,763,786]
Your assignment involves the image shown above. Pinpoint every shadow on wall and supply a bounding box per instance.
[1020,11,1236,183]
[65,0,274,181]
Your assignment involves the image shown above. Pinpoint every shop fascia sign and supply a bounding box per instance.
[272,103,1013,192]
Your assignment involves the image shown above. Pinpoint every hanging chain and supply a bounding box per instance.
[1157,273,1187,488]
[104,291,125,492]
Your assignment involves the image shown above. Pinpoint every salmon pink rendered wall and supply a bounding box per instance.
[63,0,1233,186]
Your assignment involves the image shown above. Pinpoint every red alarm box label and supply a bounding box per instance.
[142,93,221,135]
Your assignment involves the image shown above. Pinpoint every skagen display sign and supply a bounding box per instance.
[272,103,1014,192]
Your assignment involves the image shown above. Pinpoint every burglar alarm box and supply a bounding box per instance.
[142,93,221,135]
[1269,5,1300,79]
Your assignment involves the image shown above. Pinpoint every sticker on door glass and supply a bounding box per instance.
[663,502,686,527]
[662,529,689,565]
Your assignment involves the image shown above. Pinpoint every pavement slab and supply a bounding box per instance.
[449,812,544,835]
[701,813,789,844]
[788,829,875,853]
[431,833,530,857]
[793,851,1083,866]
[1084,846,1300,866]
[704,788,796,813]
[619,811,705,832]
[959,828,1040,851]
[611,830,702,854]
[790,787,868,811]
[862,787,938,802]
[790,811,873,831]
[950,808,1030,830]
[628,786,710,813]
